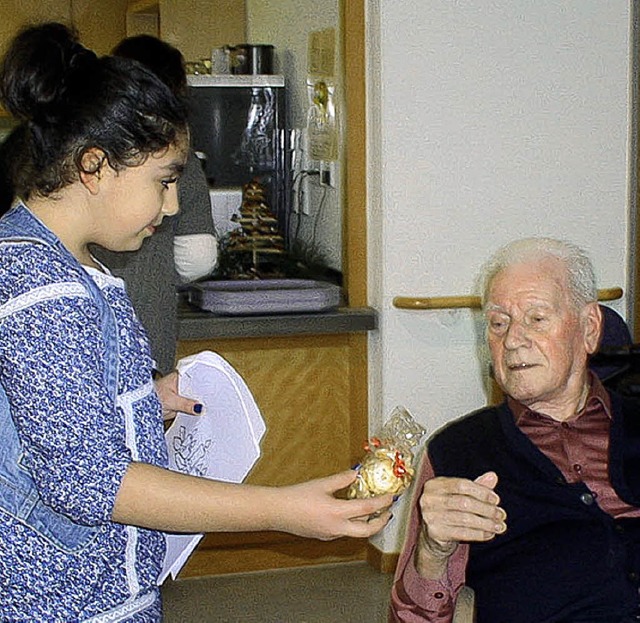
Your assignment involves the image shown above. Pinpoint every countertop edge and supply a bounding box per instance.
[177,306,378,340]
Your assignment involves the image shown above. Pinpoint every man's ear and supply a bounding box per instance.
[78,148,107,194]
[583,302,603,355]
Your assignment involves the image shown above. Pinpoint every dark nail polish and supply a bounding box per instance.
[193,403,203,414]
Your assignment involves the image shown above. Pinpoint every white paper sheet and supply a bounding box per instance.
[158,351,266,584]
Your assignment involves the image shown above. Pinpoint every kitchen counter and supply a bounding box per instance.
[175,302,377,577]
[177,304,378,340]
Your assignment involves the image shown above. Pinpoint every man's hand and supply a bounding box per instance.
[415,471,507,579]
[154,371,203,421]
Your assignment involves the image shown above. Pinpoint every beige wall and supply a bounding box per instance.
[73,0,129,55]
[160,0,246,63]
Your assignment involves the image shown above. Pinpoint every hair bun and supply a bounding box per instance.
[0,22,94,124]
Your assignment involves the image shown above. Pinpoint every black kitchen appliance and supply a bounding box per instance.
[187,74,290,238]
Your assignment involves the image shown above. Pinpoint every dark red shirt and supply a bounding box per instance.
[510,374,640,518]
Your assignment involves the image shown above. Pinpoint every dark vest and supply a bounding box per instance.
[428,394,640,623]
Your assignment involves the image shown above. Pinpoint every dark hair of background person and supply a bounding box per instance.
[0,22,188,202]
[112,34,188,98]
[0,125,25,213]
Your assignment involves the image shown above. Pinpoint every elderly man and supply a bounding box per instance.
[389,238,640,623]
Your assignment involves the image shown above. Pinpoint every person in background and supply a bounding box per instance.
[0,123,25,212]
[389,237,640,622]
[92,34,218,375]
[0,22,392,622]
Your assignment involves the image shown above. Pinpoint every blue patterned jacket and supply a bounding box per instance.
[0,203,168,622]
[0,203,115,552]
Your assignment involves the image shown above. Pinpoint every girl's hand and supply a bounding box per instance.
[154,370,203,421]
[273,470,394,541]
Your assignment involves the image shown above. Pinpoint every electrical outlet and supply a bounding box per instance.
[319,161,337,188]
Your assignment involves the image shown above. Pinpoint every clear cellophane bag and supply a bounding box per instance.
[348,406,426,499]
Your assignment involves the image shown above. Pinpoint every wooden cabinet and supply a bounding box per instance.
[0,1,72,52]
[174,331,372,577]
[0,1,245,61]
[0,0,128,56]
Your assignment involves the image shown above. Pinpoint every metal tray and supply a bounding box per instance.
[188,279,341,316]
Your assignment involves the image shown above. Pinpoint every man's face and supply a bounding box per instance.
[485,257,601,416]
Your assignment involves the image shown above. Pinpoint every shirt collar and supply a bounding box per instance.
[507,371,612,425]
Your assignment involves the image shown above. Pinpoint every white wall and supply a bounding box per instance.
[246,0,343,271]
[367,0,635,552]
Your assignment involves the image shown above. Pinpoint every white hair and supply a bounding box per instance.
[479,237,597,311]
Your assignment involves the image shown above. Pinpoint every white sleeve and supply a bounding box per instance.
[174,233,218,283]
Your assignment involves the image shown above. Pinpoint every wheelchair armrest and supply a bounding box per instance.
[452,586,476,623]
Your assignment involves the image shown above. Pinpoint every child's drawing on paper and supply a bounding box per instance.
[171,425,213,477]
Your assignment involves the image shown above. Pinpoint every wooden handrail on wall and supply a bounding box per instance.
[393,287,624,310]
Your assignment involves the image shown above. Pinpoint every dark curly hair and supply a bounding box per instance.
[0,22,188,199]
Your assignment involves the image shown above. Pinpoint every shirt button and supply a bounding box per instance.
[573,463,582,473]
[580,492,595,505]
[434,591,445,599]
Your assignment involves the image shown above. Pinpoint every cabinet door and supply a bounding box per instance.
[0,0,129,56]
[0,1,70,52]
[174,332,370,577]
